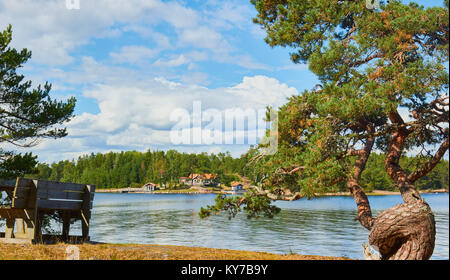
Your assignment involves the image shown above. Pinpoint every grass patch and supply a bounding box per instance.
[0,243,351,260]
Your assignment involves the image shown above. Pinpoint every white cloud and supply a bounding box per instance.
[122,25,172,49]
[154,55,189,68]
[45,56,142,85]
[70,74,295,134]
[215,54,270,70]
[0,0,227,65]
[203,1,253,30]
[24,74,298,162]
[179,26,231,52]
[181,72,209,85]
[277,63,309,71]
[230,76,297,108]
[251,25,266,40]
[0,0,269,74]
[110,45,158,64]
[0,0,298,164]
[1,0,153,65]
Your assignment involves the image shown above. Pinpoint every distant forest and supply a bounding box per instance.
[29,150,449,191]
[29,150,248,189]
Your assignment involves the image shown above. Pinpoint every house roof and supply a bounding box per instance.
[203,174,217,180]
[231,182,243,187]
[186,173,217,180]
[188,173,201,179]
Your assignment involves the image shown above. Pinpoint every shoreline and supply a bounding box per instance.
[95,188,449,196]
[0,243,351,260]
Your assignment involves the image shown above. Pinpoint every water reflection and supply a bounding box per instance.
[67,193,448,260]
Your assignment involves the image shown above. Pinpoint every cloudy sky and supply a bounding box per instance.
[0,0,440,163]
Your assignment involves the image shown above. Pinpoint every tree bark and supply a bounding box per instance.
[366,111,437,260]
[347,130,375,230]
[348,181,374,230]
[368,195,435,260]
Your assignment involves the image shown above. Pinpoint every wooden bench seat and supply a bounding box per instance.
[0,178,95,244]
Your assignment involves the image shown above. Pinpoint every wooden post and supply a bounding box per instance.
[31,180,40,243]
[62,211,71,241]
[24,217,35,240]
[5,218,15,239]
[81,212,89,242]
[81,185,93,242]
[14,218,26,238]
[33,211,44,243]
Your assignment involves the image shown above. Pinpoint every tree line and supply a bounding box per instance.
[29,150,247,189]
[28,150,448,191]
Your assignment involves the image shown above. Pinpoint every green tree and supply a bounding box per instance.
[155,157,168,187]
[34,163,52,180]
[0,25,75,178]
[200,0,448,260]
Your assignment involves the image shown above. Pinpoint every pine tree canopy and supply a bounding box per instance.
[0,25,76,178]
[200,0,449,219]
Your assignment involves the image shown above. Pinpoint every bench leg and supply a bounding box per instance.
[14,218,26,238]
[62,211,71,242]
[5,218,15,239]
[24,218,35,240]
[81,224,89,241]
[81,211,90,242]
[33,211,43,243]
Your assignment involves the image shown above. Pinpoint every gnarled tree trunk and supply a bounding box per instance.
[368,191,435,260]
[361,111,438,260]
[352,182,436,260]
[348,115,438,260]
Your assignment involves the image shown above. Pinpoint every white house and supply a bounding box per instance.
[143,182,158,191]
[179,173,218,186]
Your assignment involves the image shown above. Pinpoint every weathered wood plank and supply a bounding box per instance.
[12,178,37,209]
[13,188,32,200]
[0,179,16,188]
[36,180,88,192]
[0,208,34,220]
[10,199,29,209]
[36,199,83,210]
[37,189,84,201]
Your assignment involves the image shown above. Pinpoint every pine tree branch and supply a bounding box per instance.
[408,136,449,183]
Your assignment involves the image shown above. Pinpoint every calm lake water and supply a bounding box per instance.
[72,193,448,259]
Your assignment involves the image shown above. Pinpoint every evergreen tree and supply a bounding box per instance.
[0,25,75,178]
[200,0,448,260]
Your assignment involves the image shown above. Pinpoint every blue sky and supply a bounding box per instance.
[0,0,446,163]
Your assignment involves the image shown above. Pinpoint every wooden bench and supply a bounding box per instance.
[0,178,95,244]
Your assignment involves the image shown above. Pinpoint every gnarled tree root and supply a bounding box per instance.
[369,200,435,260]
